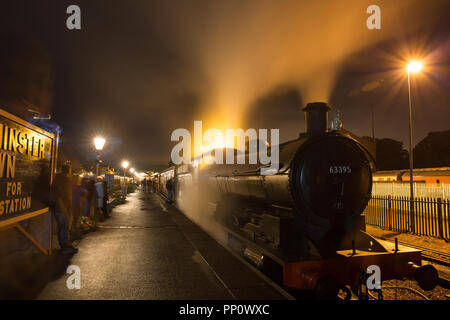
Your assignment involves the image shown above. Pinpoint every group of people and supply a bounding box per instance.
[51,163,110,255]
[141,177,156,193]
[140,176,174,204]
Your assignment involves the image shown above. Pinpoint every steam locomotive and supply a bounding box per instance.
[156,102,438,299]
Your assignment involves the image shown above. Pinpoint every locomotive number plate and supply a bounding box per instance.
[329,166,352,174]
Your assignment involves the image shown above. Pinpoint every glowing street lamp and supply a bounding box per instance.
[122,160,129,177]
[129,168,136,183]
[94,137,106,151]
[93,137,106,176]
[407,61,422,73]
[406,60,423,233]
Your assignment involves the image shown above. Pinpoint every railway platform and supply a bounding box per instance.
[35,190,287,300]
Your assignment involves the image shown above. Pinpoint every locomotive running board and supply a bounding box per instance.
[224,225,427,292]
[283,240,423,290]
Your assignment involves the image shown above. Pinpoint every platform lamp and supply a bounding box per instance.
[130,167,136,182]
[406,60,423,233]
[94,137,106,176]
[122,160,129,178]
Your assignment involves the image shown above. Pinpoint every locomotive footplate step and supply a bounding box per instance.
[36,190,286,300]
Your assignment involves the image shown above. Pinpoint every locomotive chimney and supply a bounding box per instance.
[302,102,331,135]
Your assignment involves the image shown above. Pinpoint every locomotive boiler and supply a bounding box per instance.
[158,102,438,299]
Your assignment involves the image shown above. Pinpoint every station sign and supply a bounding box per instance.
[0,108,57,229]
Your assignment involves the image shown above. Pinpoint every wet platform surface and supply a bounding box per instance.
[37,190,286,299]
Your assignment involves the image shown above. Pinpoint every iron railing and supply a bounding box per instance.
[372,182,450,199]
[364,196,450,240]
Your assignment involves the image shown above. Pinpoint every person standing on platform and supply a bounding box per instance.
[165,177,173,204]
[71,175,87,241]
[148,178,153,193]
[94,176,105,223]
[81,177,89,216]
[121,179,127,198]
[51,163,78,255]
[81,176,95,218]
[102,180,109,219]
[142,178,147,193]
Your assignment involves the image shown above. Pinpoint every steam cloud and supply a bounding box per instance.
[176,179,228,246]
[159,0,448,241]
[155,0,447,129]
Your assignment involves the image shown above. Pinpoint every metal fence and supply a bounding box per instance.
[372,182,450,199]
[364,196,450,240]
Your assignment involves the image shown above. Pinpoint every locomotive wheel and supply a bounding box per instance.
[314,275,340,300]
[414,264,439,291]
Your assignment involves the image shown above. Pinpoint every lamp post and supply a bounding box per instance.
[94,137,106,176]
[122,160,129,178]
[406,60,422,233]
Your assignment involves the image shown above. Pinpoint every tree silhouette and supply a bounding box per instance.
[414,130,450,168]
[375,138,408,170]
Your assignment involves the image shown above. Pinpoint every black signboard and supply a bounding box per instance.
[0,109,56,229]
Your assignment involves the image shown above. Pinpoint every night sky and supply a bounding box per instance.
[0,0,449,172]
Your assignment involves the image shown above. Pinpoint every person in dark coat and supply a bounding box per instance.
[102,180,109,219]
[94,176,105,223]
[82,176,95,218]
[165,178,173,204]
[51,163,77,255]
[71,175,87,240]
[142,178,147,193]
